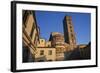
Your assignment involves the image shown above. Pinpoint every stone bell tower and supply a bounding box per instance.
[63,16,77,50]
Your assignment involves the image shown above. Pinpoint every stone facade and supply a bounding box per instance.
[35,47,56,62]
[22,10,39,62]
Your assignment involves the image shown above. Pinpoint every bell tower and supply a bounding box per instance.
[63,16,77,50]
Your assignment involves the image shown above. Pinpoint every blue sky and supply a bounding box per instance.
[35,11,91,44]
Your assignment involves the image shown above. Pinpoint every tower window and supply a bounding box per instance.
[70,25,72,28]
[68,21,71,24]
[70,29,73,32]
[71,34,74,37]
